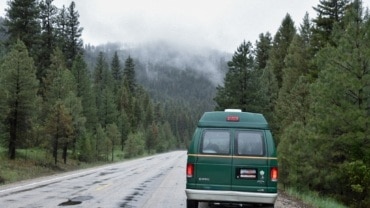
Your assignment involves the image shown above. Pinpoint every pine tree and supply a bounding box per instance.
[93,52,115,127]
[124,132,145,158]
[274,33,312,186]
[275,33,311,138]
[214,40,255,111]
[94,52,110,92]
[55,6,67,55]
[253,32,272,114]
[312,0,351,50]
[146,121,159,153]
[259,14,296,130]
[43,48,76,111]
[64,91,85,155]
[44,101,73,165]
[71,55,97,132]
[38,0,58,83]
[309,1,370,204]
[42,48,77,163]
[106,123,120,161]
[0,40,39,159]
[111,51,122,83]
[101,88,118,127]
[4,0,41,55]
[268,14,296,89]
[64,1,83,68]
[54,1,83,69]
[95,124,106,160]
[123,55,136,94]
[117,110,130,151]
[254,32,272,70]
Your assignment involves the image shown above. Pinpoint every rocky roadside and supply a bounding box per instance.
[275,191,313,208]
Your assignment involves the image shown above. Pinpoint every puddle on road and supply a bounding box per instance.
[58,196,93,206]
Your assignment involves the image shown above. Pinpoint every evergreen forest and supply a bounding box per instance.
[0,0,370,207]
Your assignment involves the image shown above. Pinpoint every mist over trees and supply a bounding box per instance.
[1,0,369,207]
[0,0,220,165]
[214,0,370,206]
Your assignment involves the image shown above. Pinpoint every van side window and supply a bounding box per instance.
[236,131,264,156]
[201,130,230,155]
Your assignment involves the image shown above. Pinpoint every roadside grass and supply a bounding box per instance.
[0,148,58,184]
[284,187,347,208]
[0,147,129,185]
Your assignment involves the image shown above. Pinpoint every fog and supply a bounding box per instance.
[2,0,370,84]
[51,0,321,53]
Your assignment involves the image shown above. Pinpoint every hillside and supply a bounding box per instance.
[84,41,230,117]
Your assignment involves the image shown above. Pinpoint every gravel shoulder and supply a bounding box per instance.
[275,190,313,208]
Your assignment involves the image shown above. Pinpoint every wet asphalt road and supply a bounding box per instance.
[0,151,188,208]
[0,151,302,208]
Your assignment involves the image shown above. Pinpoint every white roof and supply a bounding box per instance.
[224,109,242,112]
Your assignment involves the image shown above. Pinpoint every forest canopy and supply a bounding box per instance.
[0,0,370,207]
[213,0,370,207]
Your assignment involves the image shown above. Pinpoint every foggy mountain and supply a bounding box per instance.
[85,40,231,112]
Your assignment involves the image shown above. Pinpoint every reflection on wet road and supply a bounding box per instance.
[0,151,187,208]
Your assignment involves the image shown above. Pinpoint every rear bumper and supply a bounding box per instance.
[185,189,277,204]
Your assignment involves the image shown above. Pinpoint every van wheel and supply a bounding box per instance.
[186,199,198,208]
[262,204,275,208]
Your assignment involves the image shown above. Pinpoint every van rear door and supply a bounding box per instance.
[231,130,268,192]
[195,129,232,190]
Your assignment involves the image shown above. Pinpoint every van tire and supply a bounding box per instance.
[263,204,275,208]
[186,199,198,208]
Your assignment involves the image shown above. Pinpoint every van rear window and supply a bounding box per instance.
[236,131,264,156]
[201,130,230,155]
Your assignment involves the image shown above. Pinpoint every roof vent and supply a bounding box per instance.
[224,109,242,112]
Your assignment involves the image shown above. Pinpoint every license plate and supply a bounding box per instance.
[239,168,257,179]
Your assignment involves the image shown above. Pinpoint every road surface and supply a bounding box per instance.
[0,151,308,208]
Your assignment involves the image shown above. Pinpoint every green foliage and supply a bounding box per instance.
[124,132,145,158]
[258,14,296,126]
[0,1,185,167]
[61,1,83,68]
[44,101,73,165]
[339,161,370,207]
[157,121,176,152]
[95,124,106,160]
[146,121,159,153]
[214,40,256,111]
[2,1,369,206]
[123,55,136,94]
[117,110,130,151]
[269,14,296,89]
[254,32,272,70]
[77,133,94,162]
[274,34,312,141]
[312,0,351,49]
[304,2,370,206]
[71,55,97,132]
[277,122,323,191]
[213,2,370,207]
[111,51,122,95]
[4,0,41,54]
[37,0,58,82]
[106,123,120,161]
[0,40,39,159]
[64,91,85,155]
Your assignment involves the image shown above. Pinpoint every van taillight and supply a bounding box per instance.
[270,167,278,182]
[187,163,194,178]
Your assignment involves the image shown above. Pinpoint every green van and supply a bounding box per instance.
[185,109,278,208]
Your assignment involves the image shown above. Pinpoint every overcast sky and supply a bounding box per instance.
[1,0,370,53]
